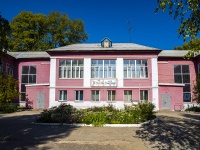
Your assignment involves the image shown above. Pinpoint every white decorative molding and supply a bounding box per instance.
[151,58,159,110]
[49,58,56,108]
[116,58,123,87]
[84,58,91,87]
[49,87,56,108]
[50,58,56,87]
[25,83,50,87]
[159,83,185,86]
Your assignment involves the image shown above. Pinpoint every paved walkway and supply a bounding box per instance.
[0,110,200,150]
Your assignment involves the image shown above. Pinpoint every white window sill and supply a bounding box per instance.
[90,101,100,103]
[58,100,67,102]
[74,100,84,103]
[124,101,133,103]
[59,78,84,80]
[107,101,116,103]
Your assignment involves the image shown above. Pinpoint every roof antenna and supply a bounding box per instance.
[127,21,132,43]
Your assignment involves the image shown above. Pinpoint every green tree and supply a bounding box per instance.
[174,38,200,58]
[0,74,20,105]
[174,39,200,50]
[9,11,88,51]
[47,11,88,47]
[193,75,200,104]
[9,11,48,51]
[155,0,200,40]
[0,13,11,52]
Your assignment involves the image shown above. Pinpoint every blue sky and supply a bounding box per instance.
[0,0,186,50]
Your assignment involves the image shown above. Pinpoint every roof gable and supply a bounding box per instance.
[101,37,112,48]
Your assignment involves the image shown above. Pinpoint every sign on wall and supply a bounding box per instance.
[91,79,117,87]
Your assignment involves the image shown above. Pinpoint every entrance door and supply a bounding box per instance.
[36,93,45,109]
[162,94,171,110]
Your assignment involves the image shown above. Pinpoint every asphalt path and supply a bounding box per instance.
[0,110,200,150]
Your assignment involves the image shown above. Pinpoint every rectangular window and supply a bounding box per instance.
[91,90,100,101]
[59,60,84,79]
[21,65,37,101]
[124,60,148,78]
[75,90,83,101]
[107,90,116,102]
[124,90,132,101]
[0,60,3,73]
[140,90,148,101]
[6,64,13,76]
[174,65,191,102]
[91,60,116,78]
[59,90,67,101]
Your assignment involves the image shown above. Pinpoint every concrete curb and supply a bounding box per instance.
[32,118,158,127]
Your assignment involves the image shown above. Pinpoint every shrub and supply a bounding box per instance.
[82,111,107,126]
[36,102,156,125]
[134,101,156,122]
[0,103,18,113]
[36,104,79,123]
[185,106,200,112]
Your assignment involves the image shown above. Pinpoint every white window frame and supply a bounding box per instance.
[91,60,116,78]
[59,90,67,101]
[124,90,132,101]
[59,60,84,79]
[124,60,148,79]
[140,90,148,101]
[91,90,100,101]
[20,65,37,101]
[75,90,84,101]
[107,90,116,102]
[174,64,191,102]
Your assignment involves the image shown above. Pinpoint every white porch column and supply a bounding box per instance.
[116,58,123,87]
[49,58,56,108]
[84,58,91,87]
[151,58,159,110]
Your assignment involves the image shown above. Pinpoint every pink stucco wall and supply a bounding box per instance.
[52,52,157,106]
[124,79,151,87]
[158,58,196,85]
[18,59,50,84]
[54,88,152,103]
[17,59,50,106]
[26,85,49,109]
[159,85,183,111]
[158,58,196,104]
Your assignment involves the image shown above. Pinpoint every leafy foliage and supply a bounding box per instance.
[10,11,48,51]
[174,38,200,50]
[0,103,18,113]
[0,74,20,105]
[0,13,11,52]
[174,38,200,59]
[36,102,156,126]
[135,101,156,122]
[193,74,200,104]
[9,11,88,51]
[36,104,81,123]
[155,0,200,40]
[185,106,200,112]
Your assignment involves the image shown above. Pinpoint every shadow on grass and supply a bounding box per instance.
[0,112,79,150]
[136,114,200,150]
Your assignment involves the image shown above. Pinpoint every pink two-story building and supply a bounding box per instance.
[1,37,199,110]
